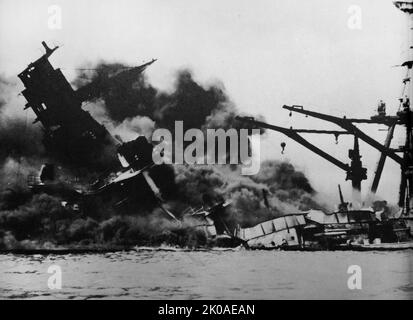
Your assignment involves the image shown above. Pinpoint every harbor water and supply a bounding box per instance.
[1,248,412,300]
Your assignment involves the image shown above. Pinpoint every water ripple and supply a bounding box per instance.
[1,250,412,299]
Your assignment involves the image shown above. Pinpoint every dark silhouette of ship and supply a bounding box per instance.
[18,42,237,246]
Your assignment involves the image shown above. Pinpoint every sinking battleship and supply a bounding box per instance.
[17,41,239,248]
[17,38,413,251]
[15,1,413,252]
[235,1,413,251]
[18,41,176,217]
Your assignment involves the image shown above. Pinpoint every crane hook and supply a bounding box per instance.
[281,142,286,154]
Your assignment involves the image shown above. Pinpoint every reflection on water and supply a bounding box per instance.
[1,248,412,299]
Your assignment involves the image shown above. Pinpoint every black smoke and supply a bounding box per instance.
[0,65,324,250]
[74,63,262,134]
[173,161,322,230]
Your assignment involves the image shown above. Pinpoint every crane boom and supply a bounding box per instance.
[371,123,397,193]
[236,116,350,172]
[236,116,368,190]
[283,105,404,166]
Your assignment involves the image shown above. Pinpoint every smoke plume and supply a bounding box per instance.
[0,64,324,250]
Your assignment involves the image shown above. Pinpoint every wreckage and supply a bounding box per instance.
[16,0,413,251]
[18,41,241,247]
[19,41,177,217]
[235,1,413,251]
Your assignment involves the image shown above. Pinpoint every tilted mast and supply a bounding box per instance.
[394,1,413,213]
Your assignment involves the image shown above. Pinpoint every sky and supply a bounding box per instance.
[0,0,410,204]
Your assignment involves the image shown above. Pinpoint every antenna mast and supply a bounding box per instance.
[394,1,413,214]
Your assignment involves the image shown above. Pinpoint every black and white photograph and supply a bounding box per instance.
[0,0,412,303]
